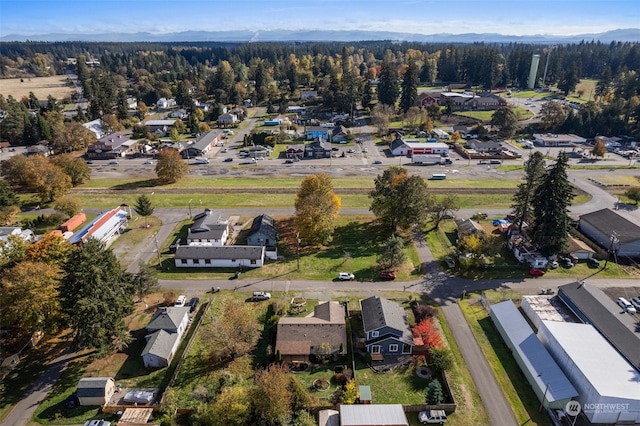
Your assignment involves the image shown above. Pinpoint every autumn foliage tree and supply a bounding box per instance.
[0,260,63,335]
[412,317,443,349]
[294,174,341,245]
[591,139,607,158]
[155,148,189,184]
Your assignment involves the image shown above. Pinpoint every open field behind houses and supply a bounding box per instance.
[0,75,75,100]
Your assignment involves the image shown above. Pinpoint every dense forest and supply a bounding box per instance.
[1,39,639,144]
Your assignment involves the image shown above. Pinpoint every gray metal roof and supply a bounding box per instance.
[558,282,640,369]
[191,130,222,151]
[340,404,408,426]
[490,301,578,404]
[147,307,188,332]
[579,208,640,244]
[174,245,265,260]
[77,377,114,397]
[248,214,278,241]
[141,329,178,359]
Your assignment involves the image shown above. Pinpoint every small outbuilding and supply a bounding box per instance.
[76,377,116,406]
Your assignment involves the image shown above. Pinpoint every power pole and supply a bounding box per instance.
[296,232,301,271]
[603,231,618,269]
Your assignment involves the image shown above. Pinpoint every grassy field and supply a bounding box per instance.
[459,291,552,426]
[0,75,76,100]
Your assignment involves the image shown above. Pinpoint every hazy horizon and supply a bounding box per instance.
[1,0,639,39]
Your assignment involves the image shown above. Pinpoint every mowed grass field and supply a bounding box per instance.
[0,75,75,100]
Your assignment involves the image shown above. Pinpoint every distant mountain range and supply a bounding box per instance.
[2,28,640,44]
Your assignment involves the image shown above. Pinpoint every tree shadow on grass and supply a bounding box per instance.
[113,328,149,381]
[111,179,162,190]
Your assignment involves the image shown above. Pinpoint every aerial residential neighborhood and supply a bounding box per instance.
[1,3,640,426]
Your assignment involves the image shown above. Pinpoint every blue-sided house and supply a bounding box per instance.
[360,296,414,359]
[246,214,278,259]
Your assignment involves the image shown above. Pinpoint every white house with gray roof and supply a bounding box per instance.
[187,209,231,246]
[174,245,265,268]
[142,306,189,369]
[181,130,223,159]
[360,296,414,359]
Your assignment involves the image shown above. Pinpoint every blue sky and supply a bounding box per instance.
[1,0,638,37]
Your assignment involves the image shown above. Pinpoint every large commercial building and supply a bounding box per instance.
[538,321,640,424]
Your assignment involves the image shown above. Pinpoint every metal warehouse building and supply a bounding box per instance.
[490,301,578,410]
[538,321,640,424]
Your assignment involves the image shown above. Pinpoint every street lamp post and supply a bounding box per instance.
[188,199,192,218]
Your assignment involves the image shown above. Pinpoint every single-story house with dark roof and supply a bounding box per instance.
[181,130,223,159]
[579,208,640,257]
[175,245,265,268]
[76,377,116,406]
[141,329,180,368]
[247,214,278,259]
[360,296,414,359]
[276,301,347,363]
[331,125,349,143]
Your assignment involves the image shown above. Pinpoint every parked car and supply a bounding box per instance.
[284,159,294,164]
[221,148,228,153]
[143,159,154,165]
[363,148,368,153]
[379,271,396,280]
[241,158,257,165]
[630,297,640,310]
[108,160,119,165]
[175,295,187,307]
[549,260,559,269]
[529,267,545,276]
[418,409,447,424]
[188,297,200,313]
[85,160,93,164]
[444,256,456,269]
[587,258,601,268]
[223,157,233,162]
[347,148,355,153]
[560,257,574,268]
[490,159,502,164]
[84,421,111,426]
[337,272,355,281]
[373,160,383,164]
[250,291,271,301]
[617,297,637,314]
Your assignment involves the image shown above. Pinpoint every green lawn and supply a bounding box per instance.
[459,292,552,426]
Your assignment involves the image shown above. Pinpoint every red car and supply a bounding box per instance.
[379,271,396,280]
[529,267,545,276]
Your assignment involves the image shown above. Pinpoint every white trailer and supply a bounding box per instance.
[412,154,444,165]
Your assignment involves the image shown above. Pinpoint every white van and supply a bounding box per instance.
[617,297,637,314]
[175,295,187,307]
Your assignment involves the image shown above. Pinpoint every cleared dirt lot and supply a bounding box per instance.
[0,75,75,100]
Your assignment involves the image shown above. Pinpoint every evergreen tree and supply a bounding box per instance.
[134,194,155,228]
[531,152,574,256]
[400,61,419,112]
[377,53,399,108]
[377,234,407,271]
[511,151,545,232]
[558,66,580,96]
[426,379,444,405]
[60,239,135,354]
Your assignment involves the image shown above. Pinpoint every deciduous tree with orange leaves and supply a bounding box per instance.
[412,317,443,349]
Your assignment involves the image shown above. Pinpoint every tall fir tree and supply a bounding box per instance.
[531,152,574,256]
[60,239,135,354]
[134,194,155,228]
[511,151,546,232]
[400,61,419,112]
[377,53,399,108]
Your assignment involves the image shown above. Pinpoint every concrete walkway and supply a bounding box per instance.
[411,226,518,426]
